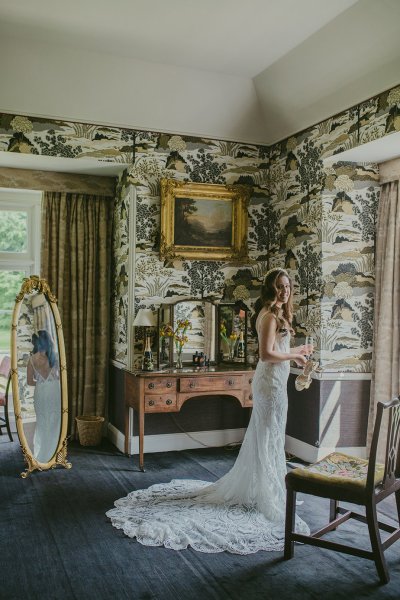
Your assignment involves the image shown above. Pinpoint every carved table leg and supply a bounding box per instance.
[139,407,145,472]
[124,405,130,455]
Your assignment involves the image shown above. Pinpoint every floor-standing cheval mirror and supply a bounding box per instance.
[11,275,71,477]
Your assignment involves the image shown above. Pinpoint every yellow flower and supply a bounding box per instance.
[160,319,192,352]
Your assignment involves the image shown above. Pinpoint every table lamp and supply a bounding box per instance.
[133,308,157,371]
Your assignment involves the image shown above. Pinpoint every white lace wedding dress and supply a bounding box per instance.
[30,357,61,464]
[106,327,309,554]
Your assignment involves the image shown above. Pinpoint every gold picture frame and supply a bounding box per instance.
[160,179,251,261]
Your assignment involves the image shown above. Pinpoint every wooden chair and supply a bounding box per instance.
[0,355,13,442]
[284,398,400,584]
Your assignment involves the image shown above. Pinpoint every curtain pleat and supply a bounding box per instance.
[41,192,113,436]
[368,180,400,458]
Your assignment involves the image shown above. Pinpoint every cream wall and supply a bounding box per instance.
[0,32,267,144]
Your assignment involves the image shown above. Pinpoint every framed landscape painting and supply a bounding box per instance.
[160,179,251,261]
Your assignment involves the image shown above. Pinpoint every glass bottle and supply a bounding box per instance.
[142,334,154,371]
[236,330,245,360]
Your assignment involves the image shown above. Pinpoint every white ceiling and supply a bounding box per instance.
[0,0,400,150]
[0,0,357,77]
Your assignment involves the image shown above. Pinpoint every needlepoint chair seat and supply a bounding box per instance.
[284,398,400,585]
[287,452,385,502]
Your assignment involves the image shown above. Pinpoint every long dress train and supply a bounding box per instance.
[106,329,309,554]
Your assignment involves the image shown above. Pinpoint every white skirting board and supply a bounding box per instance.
[108,424,367,462]
[107,422,246,455]
[285,434,367,463]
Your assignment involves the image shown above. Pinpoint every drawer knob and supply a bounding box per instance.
[166,399,172,405]
[249,394,253,400]
[249,378,253,384]
[166,382,172,388]
[148,382,155,389]
[148,400,155,406]
[189,382,195,388]
[228,379,234,386]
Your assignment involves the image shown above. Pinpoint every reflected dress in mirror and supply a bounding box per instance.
[27,330,61,464]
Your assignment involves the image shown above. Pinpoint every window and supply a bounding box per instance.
[0,188,42,354]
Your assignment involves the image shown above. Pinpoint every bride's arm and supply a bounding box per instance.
[258,313,307,367]
[27,357,36,386]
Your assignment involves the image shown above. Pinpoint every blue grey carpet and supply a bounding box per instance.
[1,436,400,600]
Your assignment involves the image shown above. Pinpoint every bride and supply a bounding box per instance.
[107,268,311,554]
[27,329,61,464]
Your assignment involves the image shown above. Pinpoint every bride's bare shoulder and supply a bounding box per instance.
[256,309,275,331]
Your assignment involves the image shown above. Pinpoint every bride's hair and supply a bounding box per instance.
[32,330,57,368]
[250,269,293,336]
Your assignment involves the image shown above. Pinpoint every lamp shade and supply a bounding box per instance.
[133,309,157,327]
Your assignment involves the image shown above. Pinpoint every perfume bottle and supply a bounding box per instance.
[236,331,245,360]
[142,334,154,371]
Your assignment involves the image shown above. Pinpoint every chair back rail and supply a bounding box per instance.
[384,401,400,486]
[366,398,400,493]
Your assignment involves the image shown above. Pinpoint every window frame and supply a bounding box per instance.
[0,188,42,275]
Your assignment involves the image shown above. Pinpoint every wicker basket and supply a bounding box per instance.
[75,415,104,446]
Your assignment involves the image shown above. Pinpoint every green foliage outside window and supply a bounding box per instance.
[0,211,29,350]
[0,210,28,252]
[0,271,25,348]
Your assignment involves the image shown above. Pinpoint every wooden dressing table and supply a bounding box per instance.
[124,365,255,471]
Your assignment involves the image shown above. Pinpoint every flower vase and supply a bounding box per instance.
[228,342,236,361]
[175,353,183,369]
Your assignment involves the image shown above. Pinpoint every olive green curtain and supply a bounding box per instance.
[368,179,400,459]
[41,192,113,436]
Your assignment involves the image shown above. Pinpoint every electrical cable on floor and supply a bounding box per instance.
[168,413,243,450]
[168,416,301,460]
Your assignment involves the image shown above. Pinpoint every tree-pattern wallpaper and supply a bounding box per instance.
[119,134,269,369]
[1,84,399,372]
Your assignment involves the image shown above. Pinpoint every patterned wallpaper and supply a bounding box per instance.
[1,83,400,373]
[112,134,269,368]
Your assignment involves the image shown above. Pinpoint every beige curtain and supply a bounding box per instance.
[41,192,113,436]
[368,180,400,456]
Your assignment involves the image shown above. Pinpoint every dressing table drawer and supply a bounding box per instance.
[144,378,176,393]
[144,394,177,412]
[179,375,244,393]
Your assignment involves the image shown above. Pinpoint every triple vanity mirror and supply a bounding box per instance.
[157,299,249,369]
[11,275,71,477]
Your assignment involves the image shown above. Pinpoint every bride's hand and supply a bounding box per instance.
[293,354,307,367]
[295,344,313,356]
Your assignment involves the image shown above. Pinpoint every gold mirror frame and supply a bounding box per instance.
[160,179,251,261]
[11,275,71,478]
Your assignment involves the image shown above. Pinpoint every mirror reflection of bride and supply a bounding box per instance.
[27,330,61,463]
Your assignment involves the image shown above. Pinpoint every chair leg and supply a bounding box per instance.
[366,501,390,584]
[329,499,338,524]
[284,487,296,560]
[395,489,400,526]
[4,401,13,442]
